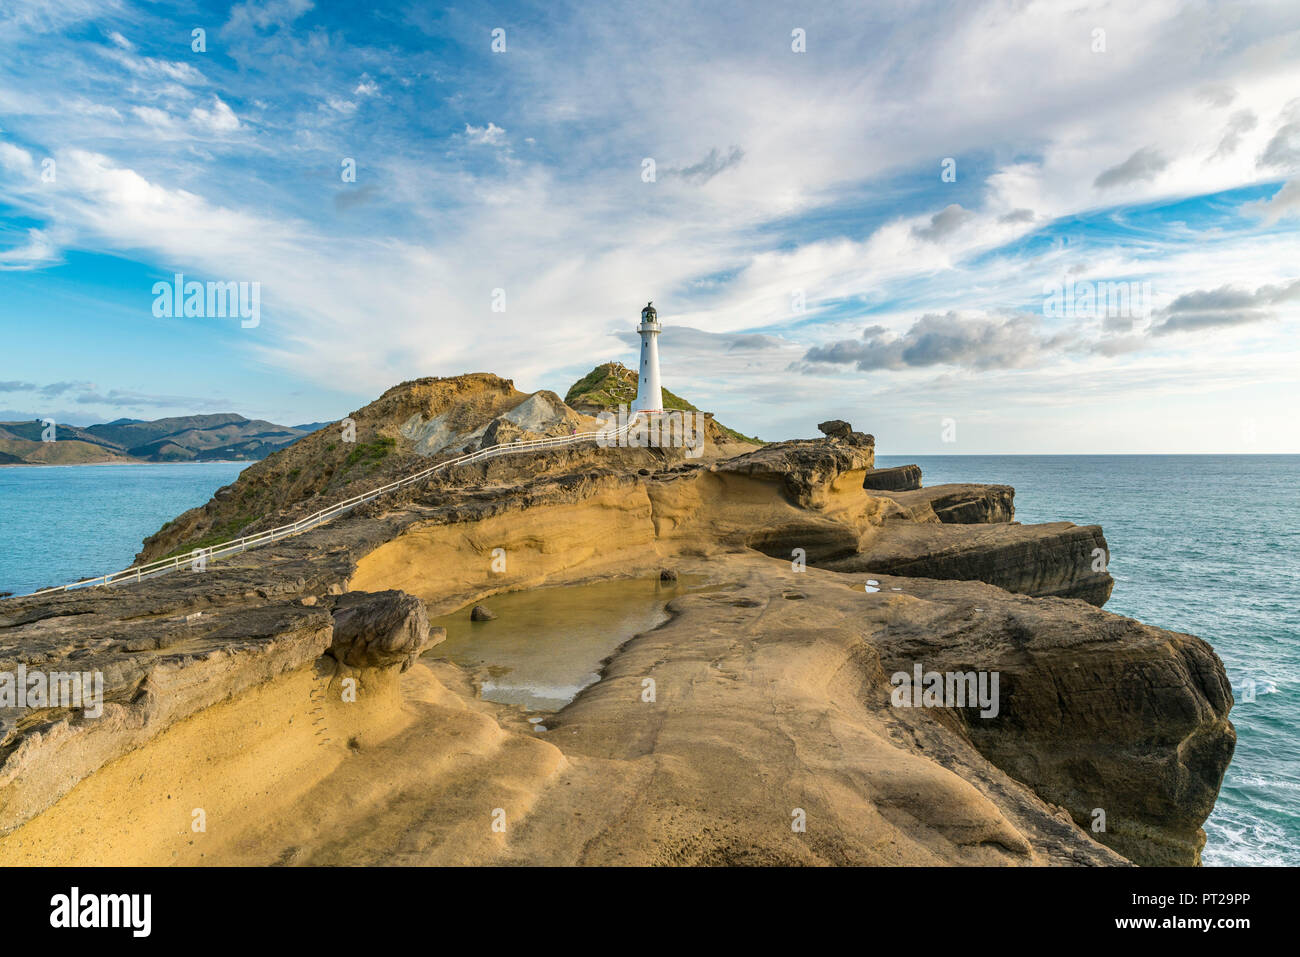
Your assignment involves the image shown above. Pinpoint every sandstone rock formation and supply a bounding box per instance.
[862,464,923,491]
[829,522,1113,604]
[817,419,853,438]
[138,372,761,566]
[0,375,1235,867]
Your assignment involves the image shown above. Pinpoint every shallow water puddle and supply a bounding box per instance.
[427,576,699,713]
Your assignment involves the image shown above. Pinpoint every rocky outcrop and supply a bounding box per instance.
[134,556,1226,867]
[135,374,600,564]
[714,435,875,506]
[873,574,1235,865]
[862,464,923,491]
[926,484,1015,524]
[0,407,1234,867]
[881,483,1016,524]
[831,521,1113,605]
[0,599,334,834]
[136,374,756,566]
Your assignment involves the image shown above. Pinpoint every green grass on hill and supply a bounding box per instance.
[344,436,396,470]
[159,513,257,561]
[566,362,701,413]
[564,362,764,444]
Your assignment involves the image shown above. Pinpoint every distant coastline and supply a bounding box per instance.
[0,459,254,468]
[0,413,327,466]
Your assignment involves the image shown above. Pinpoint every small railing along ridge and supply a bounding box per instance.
[17,414,643,599]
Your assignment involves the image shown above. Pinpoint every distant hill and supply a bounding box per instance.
[564,362,764,445]
[0,414,319,466]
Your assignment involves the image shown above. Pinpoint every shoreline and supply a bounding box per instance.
[0,459,255,469]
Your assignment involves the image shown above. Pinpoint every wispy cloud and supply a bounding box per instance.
[664,146,745,183]
[1094,147,1168,189]
[0,0,1298,449]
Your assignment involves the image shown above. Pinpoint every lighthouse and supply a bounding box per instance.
[632,300,663,414]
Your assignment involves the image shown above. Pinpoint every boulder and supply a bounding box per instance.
[862,464,922,491]
[880,483,1015,524]
[329,590,430,671]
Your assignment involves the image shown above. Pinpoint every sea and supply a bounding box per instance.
[876,454,1300,867]
[0,454,1295,866]
[0,462,249,595]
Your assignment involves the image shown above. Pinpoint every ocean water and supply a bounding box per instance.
[0,462,249,596]
[0,455,1294,865]
[877,454,1300,867]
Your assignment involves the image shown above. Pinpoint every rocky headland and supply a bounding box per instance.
[0,372,1234,866]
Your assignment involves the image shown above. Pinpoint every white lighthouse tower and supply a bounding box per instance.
[633,300,663,414]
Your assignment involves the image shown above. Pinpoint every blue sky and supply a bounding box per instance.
[1,0,1297,452]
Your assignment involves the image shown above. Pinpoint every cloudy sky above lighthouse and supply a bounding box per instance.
[1,0,1298,452]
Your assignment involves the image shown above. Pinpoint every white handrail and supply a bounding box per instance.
[18,414,641,598]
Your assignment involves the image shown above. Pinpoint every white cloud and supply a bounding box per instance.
[189,96,239,133]
[463,122,506,146]
[0,141,34,174]
[224,0,314,34]
[1244,177,1300,223]
[131,105,176,128]
[3,0,1300,450]
[0,227,59,269]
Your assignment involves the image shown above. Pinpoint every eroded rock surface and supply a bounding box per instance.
[863,464,923,491]
[830,522,1114,605]
[0,393,1233,867]
[884,483,1016,524]
[328,590,433,671]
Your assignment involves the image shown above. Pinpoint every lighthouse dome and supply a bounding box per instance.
[641,301,657,322]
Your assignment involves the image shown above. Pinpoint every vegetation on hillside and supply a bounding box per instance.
[135,373,527,563]
[564,362,764,444]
